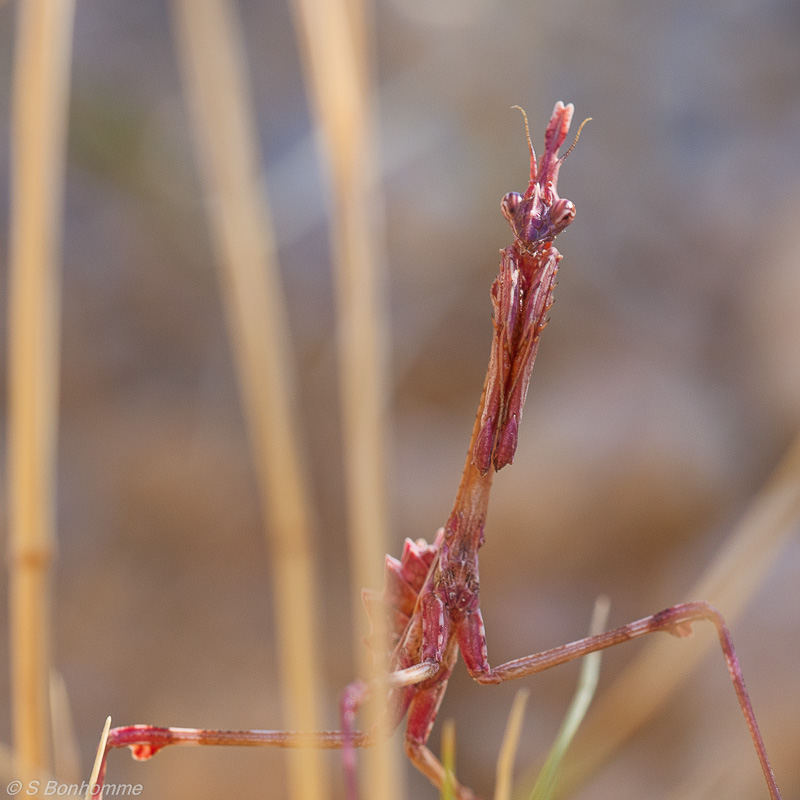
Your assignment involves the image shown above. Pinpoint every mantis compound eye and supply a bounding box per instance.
[501,192,523,223]
[551,198,576,230]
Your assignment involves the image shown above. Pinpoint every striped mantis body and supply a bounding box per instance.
[89,102,783,800]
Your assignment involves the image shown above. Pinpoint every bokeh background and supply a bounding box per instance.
[1,1,799,799]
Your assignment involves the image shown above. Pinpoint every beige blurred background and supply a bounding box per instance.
[0,1,799,799]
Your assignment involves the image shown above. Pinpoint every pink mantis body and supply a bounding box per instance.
[90,102,783,800]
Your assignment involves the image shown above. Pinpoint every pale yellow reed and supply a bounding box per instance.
[494,690,530,800]
[289,0,399,796]
[7,0,75,781]
[663,741,760,800]
[84,717,111,800]
[441,719,457,800]
[49,670,80,783]
[170,3,326,800]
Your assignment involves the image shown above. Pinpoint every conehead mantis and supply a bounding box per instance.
[87,102,783,800]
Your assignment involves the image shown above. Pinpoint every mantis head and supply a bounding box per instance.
[501,102,589,248]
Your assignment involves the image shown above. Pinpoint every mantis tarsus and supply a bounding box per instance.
[89,102,783,800]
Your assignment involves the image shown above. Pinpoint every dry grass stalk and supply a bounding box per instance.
[7,0,75,781]
[289,0,399,796]
[49,670,80,783]
[662,740,758,800]
[84,717,111,800]
[559,434,800,796]
[494,690,530,800]
[441,720,457,800]
[169,3,326,799]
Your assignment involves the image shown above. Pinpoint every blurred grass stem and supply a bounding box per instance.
[440,720,457,800]
[170,3,326,799]
[7,0,75,780]
[528,596,609,800]
[84,717,111,800]
[494,690,529,800]
[289,0,399,796]
[49,670,80,783]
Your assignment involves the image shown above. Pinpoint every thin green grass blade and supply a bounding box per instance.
[528,596,610,800]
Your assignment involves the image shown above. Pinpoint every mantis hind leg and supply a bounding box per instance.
[404,664,482,800]
[457,601,781,800]
[340,677,420,800]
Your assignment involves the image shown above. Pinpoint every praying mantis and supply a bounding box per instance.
[88,102,783,800]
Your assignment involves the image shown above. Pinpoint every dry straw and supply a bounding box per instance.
[441,720,457,800]
[170,3,326,799]
[494,690,530,800]
[49,670,80,784]
[290,0,399,796]
[7,0,75,782]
